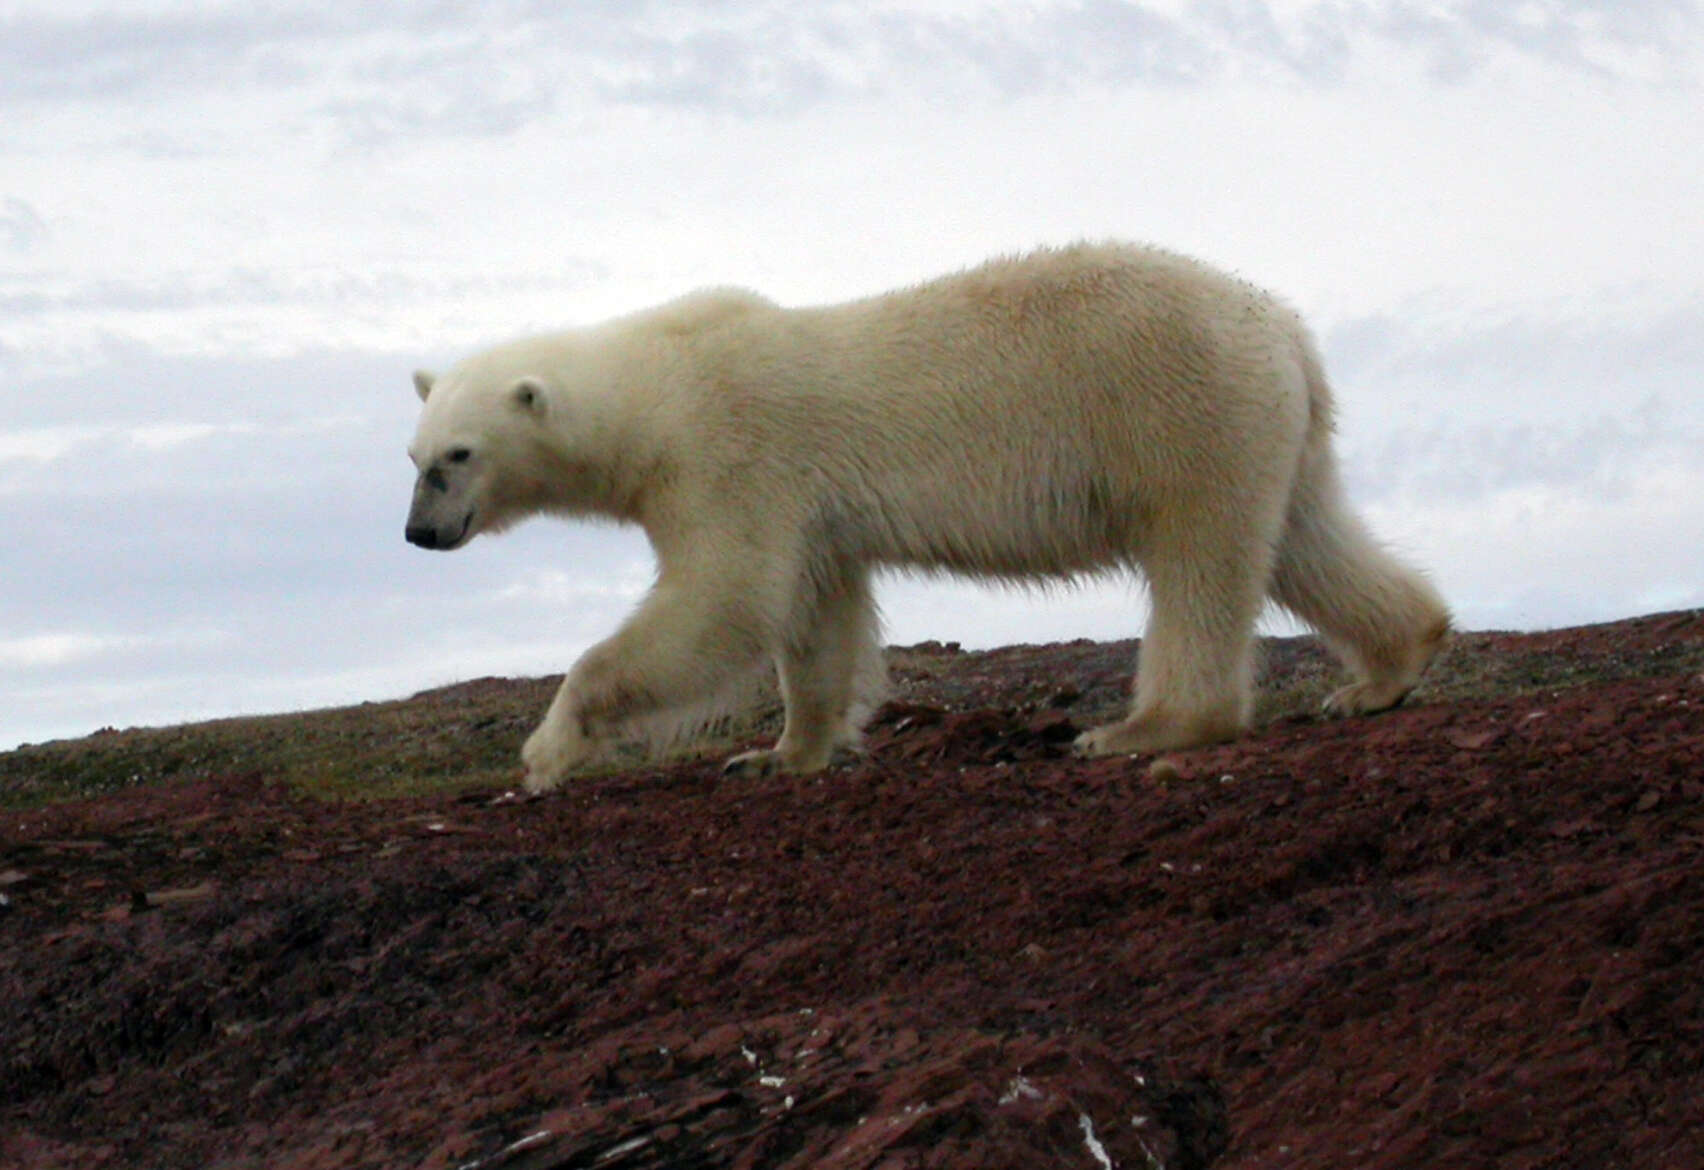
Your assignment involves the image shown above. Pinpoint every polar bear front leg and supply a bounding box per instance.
[724,568,884,778]
[521,681,596,794]
[1074,532,1267,758]
[522,571,776,791]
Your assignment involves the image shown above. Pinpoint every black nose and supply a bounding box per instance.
[406,525,441,549]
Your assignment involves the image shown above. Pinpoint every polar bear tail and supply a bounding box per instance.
[1267,343,1452,713]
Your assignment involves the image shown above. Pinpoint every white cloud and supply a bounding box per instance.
[10,17,1699,377]
[0,628,229,671]
[0,632,134,669]
[0,195,48,252]
[0,425,95,463]
[0,416,375,484]
[1367,446,1704,631]
[493,564,654,607]
[5,2,1692,158]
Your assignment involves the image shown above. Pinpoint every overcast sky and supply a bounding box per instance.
[3,0,1702,749]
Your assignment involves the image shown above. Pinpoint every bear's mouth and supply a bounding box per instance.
[442,511,475,549]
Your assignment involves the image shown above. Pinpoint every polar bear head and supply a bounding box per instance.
[404,343,562,551]
[405,293,767,551]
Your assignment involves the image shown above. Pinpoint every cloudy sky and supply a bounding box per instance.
[3,0,1701,749]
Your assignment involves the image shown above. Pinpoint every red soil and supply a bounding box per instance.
[4,612,1702,1168]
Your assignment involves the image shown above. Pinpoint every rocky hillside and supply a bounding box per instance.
[3,611,1702,1168]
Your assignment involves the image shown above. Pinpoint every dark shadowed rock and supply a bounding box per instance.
[441,1005,1225,1169]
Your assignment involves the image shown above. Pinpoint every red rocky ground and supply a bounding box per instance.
[3,611,1703,1169]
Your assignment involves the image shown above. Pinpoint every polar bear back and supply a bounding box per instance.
[661,242,1322,580]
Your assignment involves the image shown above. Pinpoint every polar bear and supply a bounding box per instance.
[405,243,1450,793]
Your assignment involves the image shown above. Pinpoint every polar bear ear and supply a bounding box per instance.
[510,377,548,418]
[413,370,436,402]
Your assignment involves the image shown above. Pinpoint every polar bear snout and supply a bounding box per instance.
[405,471,476,550]
[405,519,463,549]
[404,505,474,550]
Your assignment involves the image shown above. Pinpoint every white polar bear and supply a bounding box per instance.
[405,243,1450,793]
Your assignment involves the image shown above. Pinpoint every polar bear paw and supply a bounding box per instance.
[1072,709,1240,758]
[1322,679,1414,719]
[521,720,590,795]
[722,743,858,778]
[521,754,570,796]
[723,748,788,779]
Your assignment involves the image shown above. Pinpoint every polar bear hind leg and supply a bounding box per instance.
[1074,506,1282,758]
[1267,441,1452,717]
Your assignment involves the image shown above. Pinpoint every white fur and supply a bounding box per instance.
[404,243,1450,792]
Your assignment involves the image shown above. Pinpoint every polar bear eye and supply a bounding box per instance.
[446,447,473,464]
